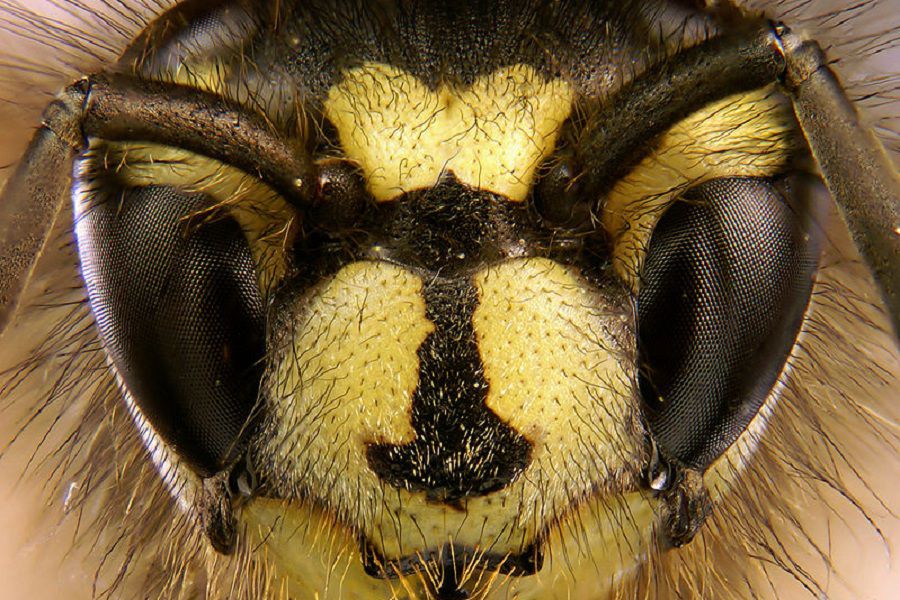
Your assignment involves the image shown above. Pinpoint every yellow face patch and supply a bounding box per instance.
[603,87,796,290]
[324,63,574,202]
[473,259,639,486]
[262,261,431,500]
[243,489,653,599]
[252,257,646,594]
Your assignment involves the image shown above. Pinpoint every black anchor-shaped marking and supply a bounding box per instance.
[366,275,532,505]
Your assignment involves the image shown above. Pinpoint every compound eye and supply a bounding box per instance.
[76,185,265,476]
[637,176,823,470]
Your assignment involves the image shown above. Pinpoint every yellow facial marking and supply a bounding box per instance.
[262,260,432,515]
[496,491,652,600]
[256,258,646,588]
[243,499,385,599]
[603,87,796,290]
[325,63,575,201]
[243,491,654,599]
[473,259,639,481]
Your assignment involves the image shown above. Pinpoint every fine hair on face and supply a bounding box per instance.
[0,1,897,599]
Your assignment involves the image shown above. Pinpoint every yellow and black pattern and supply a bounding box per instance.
[84,0,811,590]
[0,1,897,599]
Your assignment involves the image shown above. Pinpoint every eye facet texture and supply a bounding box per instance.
[75,185,265,475]
[637,177,824,470]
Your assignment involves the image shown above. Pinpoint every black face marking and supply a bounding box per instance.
[361,540,543,581]
[291,175,604,286]
[370,177,535,273]
[366,276,532,504]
